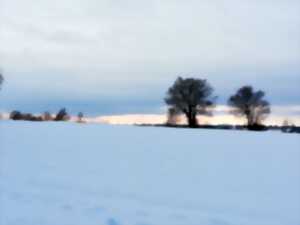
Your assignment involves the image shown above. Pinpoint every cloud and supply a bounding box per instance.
[2,0,300,70]
[0,0,299,105]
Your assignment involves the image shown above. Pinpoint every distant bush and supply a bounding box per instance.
[280,120,299,133]
[10,111,43,121]
[166,107,180,125]
[42,111,53,121]
[55,108,70,121]
[8,108,89,123]
[7,108,88,123]
[22,113,34,121]
[10,110,23,120]
[77,112,84,123]
[26,114,43,121]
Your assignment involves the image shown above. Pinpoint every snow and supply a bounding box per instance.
[1,121,300,225]
[2,103,300,126]
[84,113,300,126]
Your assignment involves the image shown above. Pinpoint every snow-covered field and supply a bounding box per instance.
[0,121,300,225]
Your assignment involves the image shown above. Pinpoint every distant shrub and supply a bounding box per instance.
[42,111,53,121]
[166,107,180,125]
[22,113,34,121]
[281,120,297,133]
[55,108,70,121]
[77,112,84,123]
[10,110,23,120]
[10,111,43,121]
[8,109,72,122]
[28,115,43,121]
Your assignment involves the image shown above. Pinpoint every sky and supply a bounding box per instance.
[0,0,300,115]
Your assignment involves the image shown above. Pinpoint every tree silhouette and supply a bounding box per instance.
[55,108,69,121]
[10,110,22,120]
[77,112,84,123]
[166,107,181,125]
[165,77,215,127]
[43,111,53,121]
[228,86,270,127]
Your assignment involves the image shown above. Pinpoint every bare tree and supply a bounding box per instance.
[165,77,215,127]
[166,107,181,125]
[42,111,53,121]
[77,112,84,123]
[228,86,270,127]
[54,108,70,121]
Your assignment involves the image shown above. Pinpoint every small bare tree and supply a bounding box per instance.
[166,107,181,125]
[165,77,216,127]
[228,86,270,127]
[77,112,84,123]
[55,108,70,121]
[42,111,53,121]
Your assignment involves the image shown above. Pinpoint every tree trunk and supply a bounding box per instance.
[246,112,255,128]
[245,108,253,127]
[186,108,197,128]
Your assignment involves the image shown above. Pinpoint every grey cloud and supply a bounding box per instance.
[0,0,299,106]
[2,20,96,44]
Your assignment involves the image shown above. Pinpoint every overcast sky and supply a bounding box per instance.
[1,0,300,114]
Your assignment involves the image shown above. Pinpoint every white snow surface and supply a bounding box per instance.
[0,121,300,225]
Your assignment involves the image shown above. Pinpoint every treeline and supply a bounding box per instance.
[164,77,298,132]
[9,108,84,123]
[1,73,299,132]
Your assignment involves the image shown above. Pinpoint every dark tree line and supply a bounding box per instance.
[9,108,84,122]
[165,77,271,129]
[0,73,85,123]
[10,108,71,121]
